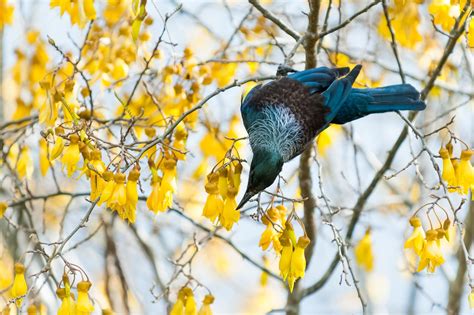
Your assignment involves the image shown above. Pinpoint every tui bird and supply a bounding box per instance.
[237,65,426,209]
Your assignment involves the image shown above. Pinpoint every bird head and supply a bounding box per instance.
[237,149,283,209]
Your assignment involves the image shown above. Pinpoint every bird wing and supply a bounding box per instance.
[321,64,362,123]
[288,66,350,94]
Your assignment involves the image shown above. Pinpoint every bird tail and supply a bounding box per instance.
[332,84,426,124]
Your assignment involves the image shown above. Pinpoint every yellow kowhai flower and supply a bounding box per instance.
[289,236,310,288]
[111,173,127,207]
[56,287,76,315]
[231,162,242,191]
[61,134,81,177]
[126,169,140,223]
[217,168,228,200]
[39,138,50,176]
[468,18,474,47]
[456,149,473,195]
[0,202,7,218]
[173,123,188,160]
[439,147,457,191]
[76,281,94,315]
[279,235,294,290]
[198,295,214,315]
[404,216,425,256]
[220,187,239,231]
[0,0,15,30]
[155,158,177,212]
[377,1,422,48]
[428,0,459,31]
[27,304,37,315]
[97,171,115,206]
[50,0,96,28]
[88,150,106,201]
[183,287,197,315]
[11,263,28,307]
[202,174,224,223]
[259,207,283,252]
[354,228,374,272]
[279,223,296,284]
[443,218,452,242]
[58,273,76,315]
[170,289,186,315]
[17,146,34,180]
[147,173,162,214]
[50,134,65,160]
[417,229,445,273]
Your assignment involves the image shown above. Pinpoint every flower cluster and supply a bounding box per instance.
[278,222,310,292]
[259,205,287,252]
[170,287,214,315]
[202,161,242,231]
[50,0,96,28]
[439,143,473,197]
[98,168,140,223]
[147,157,177,214]
[56,273,94,315]
[404,216,452,273]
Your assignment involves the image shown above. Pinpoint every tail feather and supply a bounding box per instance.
[332,84,426,124]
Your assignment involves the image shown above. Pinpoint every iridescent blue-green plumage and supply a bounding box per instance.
[237,65,426,208]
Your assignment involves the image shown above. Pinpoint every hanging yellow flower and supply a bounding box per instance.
[198,295,214,315]
[259,207,283,252]
[417,229,445,273]
[76,281,94,315]
[110,173,127,208]
[88,150,106,201]
[231,162,242,191]
[202,174,224,223]
[170,289,186,315]
[97,171,115,206]
[50,134,64,160]
[456,149,473,195]
[156,158,177,212]
[17,146,34,179]
[439,147,457,191]
[147,174,162,214]
[289,236,310,290]
[404,216,425,256]
[56,287,76,315]
[278,222,299,291]
[11,263,28,307]
[354,228,374,272]
[126,169,140,223]
[217,168,228,200]
[61,134,81,177]
[183,287,197,315]
[39,138,50,176]
[220,186,239,231]
[173,123,188,160]
[279,235,293,282]
[27,304,38,315]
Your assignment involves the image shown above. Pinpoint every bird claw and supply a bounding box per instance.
[276,64,297,77]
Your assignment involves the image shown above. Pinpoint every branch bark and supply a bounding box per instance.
[286,1,321,315]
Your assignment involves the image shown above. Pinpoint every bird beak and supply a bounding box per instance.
[236,191,254,210]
